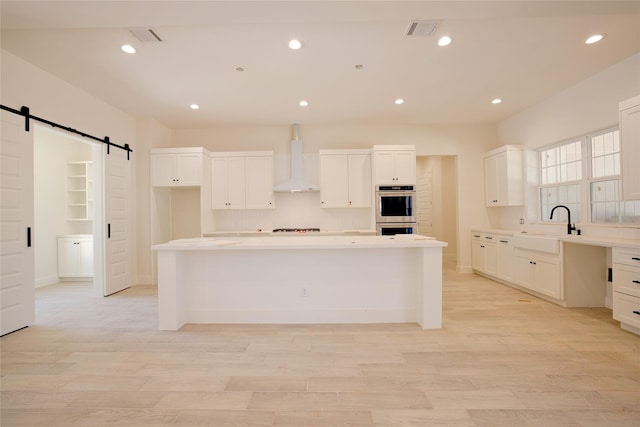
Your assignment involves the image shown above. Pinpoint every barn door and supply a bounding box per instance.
[0,111,35,335]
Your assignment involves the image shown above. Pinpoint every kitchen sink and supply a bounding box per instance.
[512,234,560,254]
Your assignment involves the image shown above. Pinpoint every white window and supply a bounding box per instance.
[539,140,582,223]
[539,127,640,225]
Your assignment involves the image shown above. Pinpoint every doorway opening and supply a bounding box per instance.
[416,155,458,264]
[33,125,104,298]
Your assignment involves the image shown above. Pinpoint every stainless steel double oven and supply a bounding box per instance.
[375,185,417,235]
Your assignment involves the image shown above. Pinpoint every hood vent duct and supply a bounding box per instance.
[273,124,319,193]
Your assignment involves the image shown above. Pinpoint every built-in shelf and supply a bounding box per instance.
[66,161,92,221]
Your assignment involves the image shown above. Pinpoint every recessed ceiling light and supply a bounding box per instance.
[236,67,244,72]
[395,99,405,105]
[121,44,136,54]
[355,64,364,70]
[437,36,452,47]
[299,100,309,107]
[585,34,605,45]
[491,98,502,105]
[289,39,303,50]
[190,104,200,110]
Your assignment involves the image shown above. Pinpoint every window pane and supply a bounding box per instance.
[590,178,640,223]
[541,184,580,223]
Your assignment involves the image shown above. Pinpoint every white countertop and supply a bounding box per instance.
[203,229,378,237]
[472,228,640,250]
[153,234,447,251]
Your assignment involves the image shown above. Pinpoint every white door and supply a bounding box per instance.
[348,154,372,208]
[103,145,131,296]
[1,111,35,335]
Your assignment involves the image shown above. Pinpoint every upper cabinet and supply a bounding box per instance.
[211,151,274,210]
[372,145,416,185]
[620,95,640,200]
[484,145,523,207]
[320,150,372,208]
[151,147,204,187]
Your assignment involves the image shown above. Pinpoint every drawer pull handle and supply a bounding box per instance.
[634,311,640,316]
[485,236,493,240]
[499,240,509,243]
[633,257,640,261]
[473,235,480,238]
[633,280,640,285]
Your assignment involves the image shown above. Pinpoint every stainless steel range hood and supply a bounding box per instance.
[273,124,319,193]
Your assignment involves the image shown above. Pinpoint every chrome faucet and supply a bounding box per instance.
[549,205,576,235]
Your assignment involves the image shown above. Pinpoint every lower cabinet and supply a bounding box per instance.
[57,235,93,278]
[612,247,640,333]
[496,236,514,282]
[513,248,561,299]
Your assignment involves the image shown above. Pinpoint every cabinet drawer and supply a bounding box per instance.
[613,264,640,298]
[613,292,640,329]
[612,248,640,268]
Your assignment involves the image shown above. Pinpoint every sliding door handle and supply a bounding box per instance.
[107,223,111,239]
[27,227,32,247]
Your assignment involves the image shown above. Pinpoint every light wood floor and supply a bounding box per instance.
[1,265,639,426]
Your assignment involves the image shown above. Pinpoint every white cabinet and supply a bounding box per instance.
[612,247,640,334]
[151,148,204,187]
[496,235,514,282]
[319,150,371,208]
[245,155,275,209]
[619,96,640,200]
[66,161,92,221]
[513,248,561,299]
[372,145,416,185]
[483,145,523,207]
[211,152,274,210]
[471,232,497,277]
[57,235,93,278]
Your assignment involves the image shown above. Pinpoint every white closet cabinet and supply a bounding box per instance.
[619,96,640,200]
[320,150,371,208]
[372,145,416,185]
[483,145,523,207]
[211,152,274,210]
[151,147,204,187]
[57,235,93,278]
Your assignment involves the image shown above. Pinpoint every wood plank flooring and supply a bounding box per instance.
[2,265,639,426]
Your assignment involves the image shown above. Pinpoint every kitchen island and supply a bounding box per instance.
[152,235,447,331]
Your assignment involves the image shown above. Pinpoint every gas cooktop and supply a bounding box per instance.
[272,228,321,233]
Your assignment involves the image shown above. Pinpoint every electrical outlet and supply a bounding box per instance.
[519,218,525,224]
[302,287,309,297]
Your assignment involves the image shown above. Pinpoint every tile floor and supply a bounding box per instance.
[1,265,639,426]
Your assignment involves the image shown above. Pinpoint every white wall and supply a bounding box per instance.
[496,52,640,239]
[1,50,140,284]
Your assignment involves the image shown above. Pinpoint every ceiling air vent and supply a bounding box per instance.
[129,28,163,43]
[405,20,440,37]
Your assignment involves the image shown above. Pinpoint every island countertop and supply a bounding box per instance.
[153,234,448,251]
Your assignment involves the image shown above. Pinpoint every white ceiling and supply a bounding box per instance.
[1,1,639,129]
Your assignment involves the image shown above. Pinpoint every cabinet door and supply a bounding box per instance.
[151,154,176,187]
[175,154,202,186]
[78,238,94,276]
[245,156,274,209]
[484,155,499,205]
[620,102,640,200]
[394,151,416,185]
[497,238,514,281]
[483,242,497,276]
[211,157,229,209]
[513,252,534,290]
[320,154,349,208]
[534,257,561,299]
[471,239,484,271]
[348,154,372,207]
[57,238,77,277]
[226,157,246,209]
[373,151,396,185]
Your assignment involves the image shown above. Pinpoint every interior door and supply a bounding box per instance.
[103,144,131,296]
[1,111,35,335]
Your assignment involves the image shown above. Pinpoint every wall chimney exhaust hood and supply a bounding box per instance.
[273,124,319,193]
